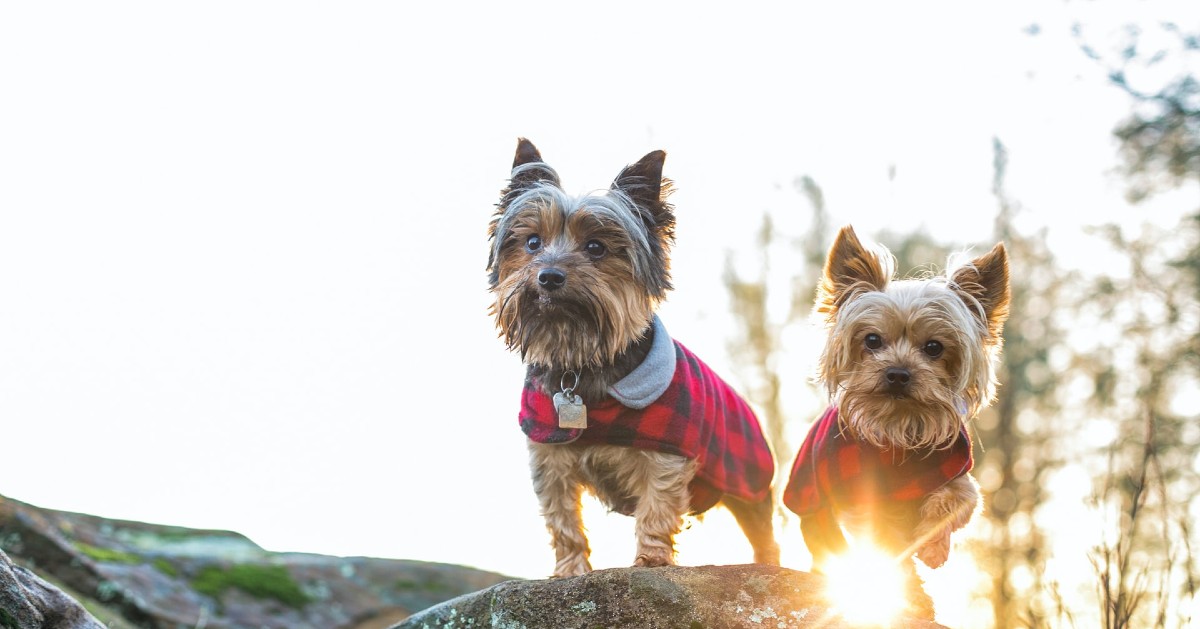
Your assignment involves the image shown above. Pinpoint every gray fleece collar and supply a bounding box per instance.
[606,315,677,409]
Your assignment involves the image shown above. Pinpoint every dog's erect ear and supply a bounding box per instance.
[513,137,544,169]
[952,242,1011,340]
[490,139,561,284]
[611,149,675,297]
[612,150,675,236]
[612,150,666,208]
[500,138,561,206]
[816,225,892,318]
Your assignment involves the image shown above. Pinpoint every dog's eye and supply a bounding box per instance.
[864,333,883,350]
[584,240,606,258]
[923,340,944,358]
[525,235,542,253]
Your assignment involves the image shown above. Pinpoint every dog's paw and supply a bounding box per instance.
[916,532,951,568]
[754,543,782,566]
[904,579,937,621]
[634,552,674,568]
[552,555,593,578]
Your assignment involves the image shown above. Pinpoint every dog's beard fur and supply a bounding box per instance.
[815,226,1011,451]
[489,195,659,369]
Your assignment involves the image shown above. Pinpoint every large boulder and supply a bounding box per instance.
[0,495,511,628]
[393,563,946,629]
[0,547,104,629]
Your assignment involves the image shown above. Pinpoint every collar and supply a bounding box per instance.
[605,315,677,409]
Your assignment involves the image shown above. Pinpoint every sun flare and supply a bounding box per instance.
[824,546,908,626]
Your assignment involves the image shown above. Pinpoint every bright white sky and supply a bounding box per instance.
[1,2,1195,626]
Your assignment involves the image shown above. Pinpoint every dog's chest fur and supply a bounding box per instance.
[524,322,680,516]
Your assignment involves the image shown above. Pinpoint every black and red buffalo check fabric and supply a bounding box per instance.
[783,406,973,516]
[519,341,774,514]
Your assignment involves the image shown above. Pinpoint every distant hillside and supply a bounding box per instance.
[0,495,513,628]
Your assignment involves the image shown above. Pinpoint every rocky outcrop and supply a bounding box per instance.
[1,496,950,629]
[394,563,947,629]
[0,548,105,629]
[0,496,511,629]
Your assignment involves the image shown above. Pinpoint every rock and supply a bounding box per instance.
[393,564,947,629]
[0,495,511,629]
[0,547,105,629]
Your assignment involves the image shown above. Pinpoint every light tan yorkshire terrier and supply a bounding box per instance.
[783,225,1010,619]
[486,138,780,577]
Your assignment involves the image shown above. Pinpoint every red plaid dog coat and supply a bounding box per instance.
[520,340,773,515]
[783,406,973,517]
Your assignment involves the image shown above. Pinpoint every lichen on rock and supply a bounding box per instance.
[393,564,948,629]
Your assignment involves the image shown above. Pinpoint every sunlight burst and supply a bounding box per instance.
[824,546,908,626]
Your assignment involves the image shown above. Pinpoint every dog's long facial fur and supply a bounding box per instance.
[487,139,675,399]
[816,225,1010,450]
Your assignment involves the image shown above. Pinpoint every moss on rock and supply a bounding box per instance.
[73,542,141,565]
[192,563,311,609]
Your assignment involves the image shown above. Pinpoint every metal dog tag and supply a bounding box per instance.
[553,392,588,429]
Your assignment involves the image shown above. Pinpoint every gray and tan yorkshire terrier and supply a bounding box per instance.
[487,138,780,577]
[784,225,1010,618]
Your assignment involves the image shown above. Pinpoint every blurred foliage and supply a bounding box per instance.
[1091,22,1200,203]
[722,175,832,487]
[1074,18,1200,629]
[968,138,1072,629]
[1080,211,1199,629]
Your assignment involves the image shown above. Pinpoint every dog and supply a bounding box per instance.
[783,225,1010,619]
[486,138,781,577]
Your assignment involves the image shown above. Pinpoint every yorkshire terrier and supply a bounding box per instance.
[487,138,780,577]
[784,225,1010,619]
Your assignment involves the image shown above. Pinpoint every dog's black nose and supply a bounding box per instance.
[538,268,567,291]
[885,367,911,391]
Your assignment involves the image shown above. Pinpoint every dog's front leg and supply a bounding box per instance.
[799,507,849,573]
[629,451,694,568]
[529,442,592,577]
[913,474,980,568]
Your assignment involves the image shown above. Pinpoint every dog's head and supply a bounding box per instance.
[815,225,1010,450]
[487,138,675,369]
